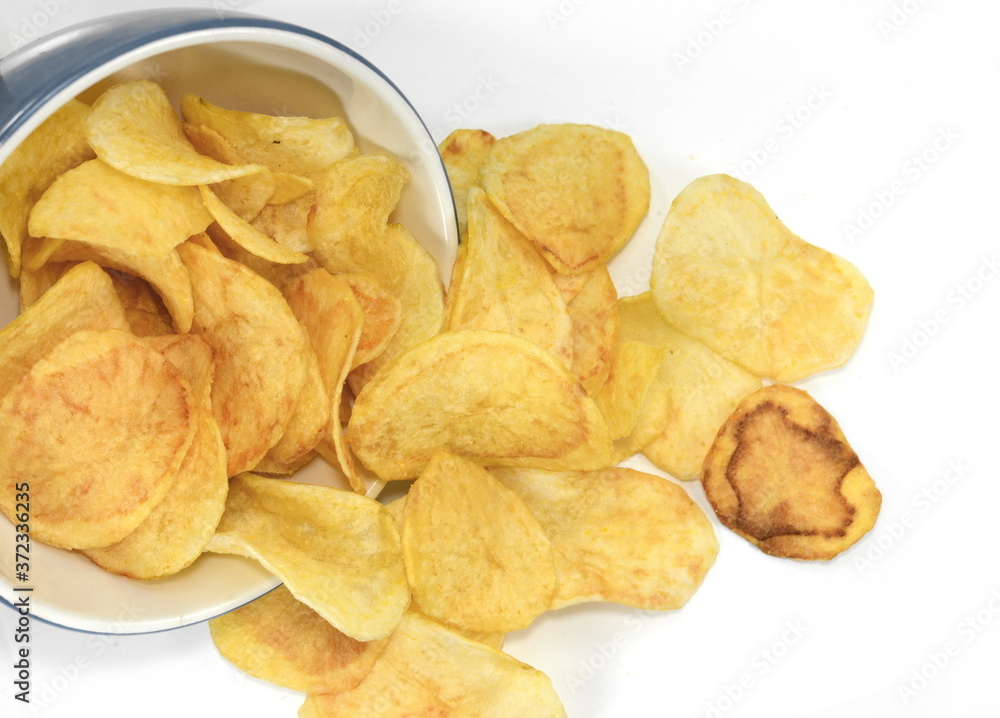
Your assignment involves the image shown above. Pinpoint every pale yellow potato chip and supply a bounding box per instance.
[210,583,388,694]
[445,187,573,368]
[650,174,874,382]
[702,384,882,560]
[481,123,650,275]
[0,329,195,549]
[199,184,310,265]
[207,170,278,222]
[402,452,555,633]
[250,188,317,255]
[438,128,496,238]
[86,81,266,185]
[565,264,619,395]
[16,261,74,310]
[207,474,408,641]
[83,333,228,578]
[178,241,308,476]
[347,329,613,480]
[180,94,356,175]
[493,466,718,611]
[269,172,315,205]
[0,98,95,277]
[336,273,401,369]
[27,159,213,258]
[299,611,566,718]
[595,338,667,441]
[261,338,331,468]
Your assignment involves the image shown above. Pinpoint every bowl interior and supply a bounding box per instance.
[0,31,457,634]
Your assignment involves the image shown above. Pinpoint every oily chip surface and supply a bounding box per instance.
[701,383,881,560]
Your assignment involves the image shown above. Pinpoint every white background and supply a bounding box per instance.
[2,1,999,717]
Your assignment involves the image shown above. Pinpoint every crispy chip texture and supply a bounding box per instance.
[299,611,567,718]
[438,128,496,238]
[200,183,310,265]
[210,584,388,695]
[86,80,266,185]
[595,338,667,441]
[493,467,718,610]
[481,123,650,275]
[337,273,401,369]
[347,330,613,480]
[402,453,555,633]
[650,174,873,382]
[564,265,619,395]
[207,474,408,641]
[0,329,195,549]
[702,384,881,560]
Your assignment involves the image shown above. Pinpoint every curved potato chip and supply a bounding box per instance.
[403,452,555,633]
[702,384,882,560]
[210,583,388,694]
[207,474,408,641]
[445,187,573,368]
[178,241,308,476]
[16,261,74,310]
[347,329,613,480]
[493,467,718,611]
[336,273,401,369]
[299,612,567,718]
[438,128,496,238]
[86,80,266,185]
[199,184,309,265]
[207,169,278,222]
[104,269,175,336]
[83,334,228,578]
[564,264,618,395]
[595,338,668,441]
[180,94,356,175]
[0,98,94,277]
[481,123,650,275]
[250,190,316,255]
[28,159,213,258]
[0,329,195,549]
[651,174,874,382]
[260,339,331,468]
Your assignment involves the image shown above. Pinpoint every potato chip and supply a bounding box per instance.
[83,333,228,578]
[207,169,278,222]
[481,123,650,275]
[336,273,401,369]
[178,241,308,476]
[445,187,573,368]
[0,98,94,277]
[180,94,356,175]
[347,329,613,480]
[493,466,718,611]
[104,269,175,336]
[402,452,555,633]
[595,339,667,441]
[251,190,317,255]
[261,337,331,468]
[210,583,388,694]
[650,174,874,382]
[564,265,618,395]
[199,184,310,265]
[438,128,496,238]
[702,384,881,560]
[299,611,566,718]
[16,261,73,310]
[0,329,195,549]
[207,474,408,641]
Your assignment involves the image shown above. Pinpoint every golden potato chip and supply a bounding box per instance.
[481,123,650,275]
[445,187,573,367]
[178,241,308,476]
[564,265,618,395]
[616,292,763,479]
[299,611,566,718]
[0,329,195,549]
[180,94,356,175]
[86,80,266,185]
[0,261,128,399]
[207,474,408,641]
[493,467,718,611]
[336,273,402,369]
[347,329,613,480]
[402,452,555,633]
[0,98,95,277]
[250,190,317,255]
[83,333,228,578]
[104,269,174,336]
[16,261,74,310]
[438,128,496,237]
[207,169,278,222]
[199,184,310,265]
[269,172,315,205]
[650,174,874,382]
[210,583,388,694]
[701,384,882,560]
[595,338,667,441]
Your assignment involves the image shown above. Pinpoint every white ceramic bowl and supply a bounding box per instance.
[0,9,457,634]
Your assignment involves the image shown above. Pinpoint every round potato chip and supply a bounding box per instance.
[0,329,195,549]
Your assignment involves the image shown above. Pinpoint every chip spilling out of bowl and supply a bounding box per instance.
[0,76,879,715]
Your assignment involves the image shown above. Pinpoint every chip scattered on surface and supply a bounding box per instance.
[650,174,873,382]
[701,383,881,560]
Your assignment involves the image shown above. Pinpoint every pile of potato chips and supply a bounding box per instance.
[0,77,880,715]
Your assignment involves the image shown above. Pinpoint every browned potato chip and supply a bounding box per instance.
[299,611,566,718]
[702,384,881,560]
[87,80,267,185]
[493,467,718,611]
[650,174,874,382]
[347,329,613,480]
[402,452,555,633]
[210,583,388,695]
[438,128,496,238]
[0,329,195,549]
[207,474,408,641]
[481,123,650,275]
